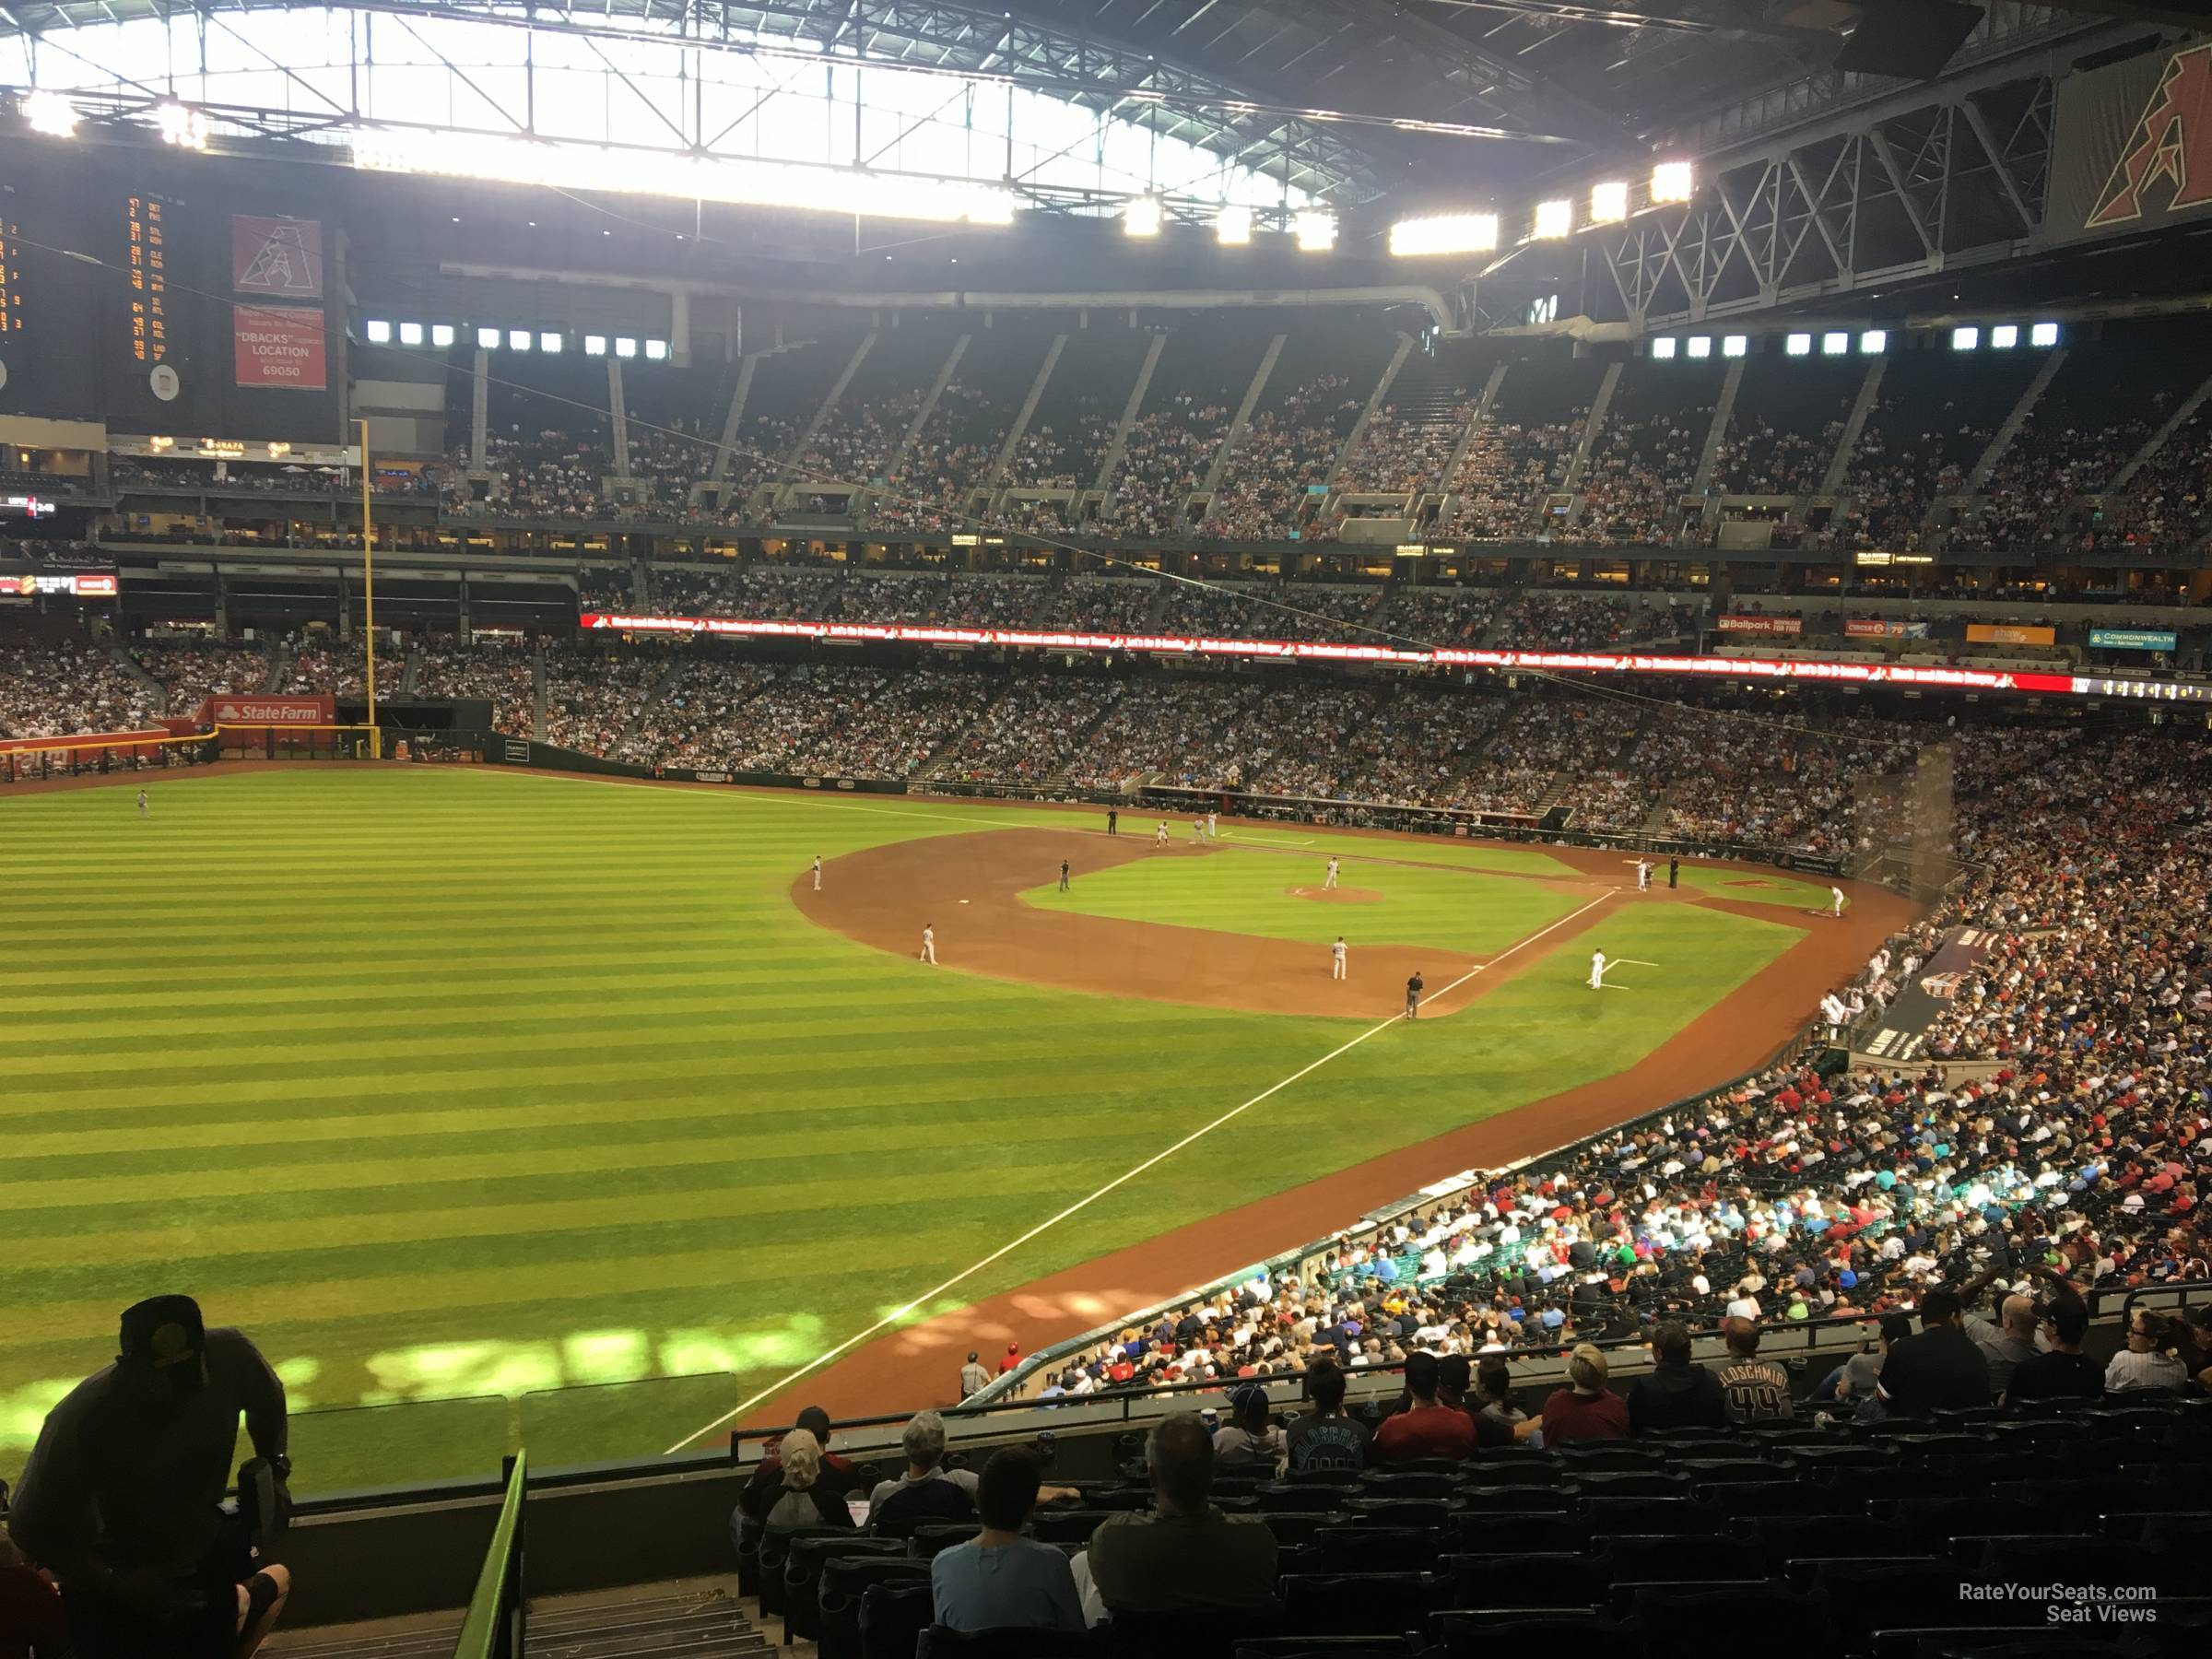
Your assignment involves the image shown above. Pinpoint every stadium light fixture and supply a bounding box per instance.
[1295,210,1337,253]
[1860,329,1887,355]
[1533,199,1572,239]
[155,100,208,150]
[1389,213,1498,257]
[584,335,607,357]
[2030,322,2060,347]
[539,332,562,353]
[349,128,1018,228]
[1650,336,1677,360]
[1990,324,2019,348]
[507,329,532,351]
[398,322,424,347]
[1651,161,1694,204]
[615,337,638,359]
[1785,333,1813,357]
[1722,335,1748,358]
[364,320,393,345]
[430,324,455,347]
[1951,325,1980,351]
[645,339,669,361]
[1124,195,1163,238]
[1822,331,1850,356]
[1215,204,1252,246]
[1589,180,1629,224]
[476,326,500,350]
[23,90,77,137]
[1687,335,1712,359]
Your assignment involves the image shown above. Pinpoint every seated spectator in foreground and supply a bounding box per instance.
[930,1448,1084,1634]
[1371,1350,1474,1463]
[1963,1289,2040,1399]
[0,1519,71,1659]
[754,1430,853,1535]
[1523,1345,1630,1443]
[1468,1359,1528,1448]
[1876,1289,1989,1417]
[1210,1386,1287,1469]
[1832,1312,1912,1421]
[1285,1359,1369,1473]
[1627,1320,1726,1433]
[1079,1414,1277,1618]
[2003,1295,2102,1406]
[1716,1317,1794,1424]
[2105,1309,2191,1394]
[868,1411,979,1534]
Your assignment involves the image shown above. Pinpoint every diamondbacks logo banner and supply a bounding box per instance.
[231,216,324,299]
[2052,41,2212,242]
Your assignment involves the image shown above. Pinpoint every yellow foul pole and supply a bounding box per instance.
[359,418,380,759]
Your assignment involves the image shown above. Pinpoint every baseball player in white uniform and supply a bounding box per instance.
[1206,812,1218,840]
[1636,859,1652,892]
[1331,936,1347,980]
[1156,820,1169,848]
[137,789,149,818]
[1324,856,1339,890]
[1830,885,1846,919]
[811,855,822,891]
[1192,818,1205,844]
[919,924,937,965]
[1589,949,1607,990]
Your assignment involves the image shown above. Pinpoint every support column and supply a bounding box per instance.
[982,335,1065,490]
[710,356,758,485]
[1819,357,1889,496]
[1967,347,2069,490]
[1326,333,1416,488]
[469,350,489,472]
[607,359,630,479]
[782,333,877,481]
[1201,333,1287,496]
[1094,332,1169,492]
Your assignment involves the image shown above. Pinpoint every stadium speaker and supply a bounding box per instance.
[1834,1,1984,81]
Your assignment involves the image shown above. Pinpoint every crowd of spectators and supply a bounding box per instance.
[1561,410,1708,547]
[281,641,371,700]
[1489,591,1696,652]
[542,644,672,755]
[413,635,536,735]
[1103,398,1229,537]
[1335,397,1476,497]
[0,631,158,736]
[130,637,272,713]
[1199,375,1361,540]
[1451,418,1582,538]
[927,676,1126,786]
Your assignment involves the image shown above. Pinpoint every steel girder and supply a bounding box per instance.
[1590,67,2057,332]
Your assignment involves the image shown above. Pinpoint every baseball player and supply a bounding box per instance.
[1324,856,1340,891]
[1058,859,1071,892]
[136,789,149,818]
[1636,859,1652,892]
[1589,949,1608,991]
[1206,811,1218,840]
[1404,971,1423,1018]
[1331,936,1347,981]
[1191,818,1205,844]
[1107,808,1118,836]
[810,855,822,891]
[1830,885,1846,919]
[1667,856,1679,889]
[1156,820,1169,848]
[919,924,937,965]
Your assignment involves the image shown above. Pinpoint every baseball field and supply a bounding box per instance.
[0,765,1888,1494]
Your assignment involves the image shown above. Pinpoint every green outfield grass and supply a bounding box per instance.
[2,770,1805,1491]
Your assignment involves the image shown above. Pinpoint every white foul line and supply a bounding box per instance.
[660,885,1614,1453]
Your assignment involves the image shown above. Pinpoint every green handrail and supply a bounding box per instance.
[452,1449,527,1659]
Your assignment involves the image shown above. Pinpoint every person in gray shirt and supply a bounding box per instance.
[930,1448,1084,1633]
[1082,1414,1277,1616]
[11,1295,291,1659]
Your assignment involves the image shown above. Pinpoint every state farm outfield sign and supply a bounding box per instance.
[200,694,334,725]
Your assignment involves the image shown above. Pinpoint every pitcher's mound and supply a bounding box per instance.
[1288,885,1383,903]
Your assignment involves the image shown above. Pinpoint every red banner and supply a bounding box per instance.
[0,572,117,597]
[233,305,327,390]
[1717,614,1804,636]
[231,216,324,299]
[202,693,333,725]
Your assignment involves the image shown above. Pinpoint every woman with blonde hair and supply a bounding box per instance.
[759,1430,855,1534]
[1520,1342,1630,1443]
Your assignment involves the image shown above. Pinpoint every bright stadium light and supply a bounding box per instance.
[1389,213,1498,256]
[1786,333,1813,357]
[539,331,562,353]
[1651,336,1677,360]
[1860,330,1887,355]
[1590,180,1629,224]
[1533,198,1572,239]
[615,336,638,359]
[1124,194,1163,238]
[507,329,532,351]
[1952,325,1981,350]
[1722,335,1748,358]
[1295,209,1337,252]
[1651,161,1694,204]
[1687,335,1712,359]
[155,100,209,150]
[645,338,669,360]
[398,322,424,346]
[2030,322,2060,347]
[584,335,607,357]
[1215,203,1252,245]
[430,324,455,347]
[1822,331,1850,356]
[23,90,77,137]
[1990,324,2019,348]
[348,128,1018,228]
[363,320,392,344]
[476,326,500,350]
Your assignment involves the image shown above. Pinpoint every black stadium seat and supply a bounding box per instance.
[786,1535,913,1645]
[916,1624,1101,1657]
[818,1558,931,1659]
[1278,1573,1438,1636]
[860,1578,936,1659]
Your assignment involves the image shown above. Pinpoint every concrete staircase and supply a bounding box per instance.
[112,644,167,711]
[532,638,548,740]
[611,656,688,758]
[399,640,423,697]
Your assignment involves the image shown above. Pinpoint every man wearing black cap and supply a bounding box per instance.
[11,1295,292,1658]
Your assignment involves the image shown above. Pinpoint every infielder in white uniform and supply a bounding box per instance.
[811,855,822,891]
[1324,856,1339,890]
[919,924,937,965]
[1331,936,1347,981]
[1155,820,1169,847]
[1589,949,1607,990]
[1636,859,1652,892]
[1206,812,1218,840]
[1830,885,1846,919]
[1192,818,1205,843]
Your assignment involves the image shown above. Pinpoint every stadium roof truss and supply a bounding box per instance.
[0,0,1624,222]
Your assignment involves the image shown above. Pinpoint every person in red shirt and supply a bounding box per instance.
[1371,1352,1474,1464]
[1523,1345,1630,1444]
[997,1343,1021,1376]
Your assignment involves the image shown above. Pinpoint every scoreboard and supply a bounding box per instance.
[0,147,335,438]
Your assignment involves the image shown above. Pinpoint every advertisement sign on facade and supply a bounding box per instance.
[1843,618,1931,640]
[201,693,335,725]
[232,305,327,390]
[2088,628,2178,652]
[1716,615,1805,636]
[1965,624,2057,647]
[231,216,324,299]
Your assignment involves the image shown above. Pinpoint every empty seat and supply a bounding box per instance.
[1578,1497,1719,1535]
[1725,1513,1897,1559]
[1306,1524,1441,1573]
[1256,1485,1349,1515]
[1451,1461,1558,1488]
[1439,1551,1598,1606]
[1430,1610,1622,1654]
[1625,1583,1832,1658]
[1103,1606,1283,1659]
[1453,1487,1571,1513]
[1358,1471,1458,1499]
[1679,1462,1791,1488]
[1278,1573,1438,1637]
[1346,1498,1456,1529]
[861,1578,936,1659]
[1564,1470,1689,1498]
[1030,1510,1117,1547]
[819,1559,932,1659]
[1446,1512,1583,1555]
[759,1525,854,1619]
[1791,1559,1974,1643]
[908,1522,983,1559]
[1594,1534,1738,1583]
[916,1624,1101,1657]
[1708,1484,1864,1518]
[1872,1497,2068,1551]
[1233,1641,1424,1659]
[787,1535,912,1643]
